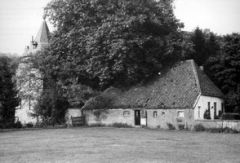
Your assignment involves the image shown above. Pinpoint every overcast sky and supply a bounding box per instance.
[0,0,240,55]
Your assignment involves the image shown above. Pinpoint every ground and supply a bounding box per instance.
[0,128,240,163]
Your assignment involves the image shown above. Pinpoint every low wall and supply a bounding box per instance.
[195,120,240,131]
[84,109,135,126]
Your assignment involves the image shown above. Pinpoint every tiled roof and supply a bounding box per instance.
[84,60,224,109]
[193,61,224,98]
[35,20,50,44]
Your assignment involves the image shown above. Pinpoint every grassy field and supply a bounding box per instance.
[0,127,240,163]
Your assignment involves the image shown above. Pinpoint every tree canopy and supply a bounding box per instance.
[41,0,184,90]
[0,56,20,124]
[206,33,240,113]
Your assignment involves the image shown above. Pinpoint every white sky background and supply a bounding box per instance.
[0,0,240,55]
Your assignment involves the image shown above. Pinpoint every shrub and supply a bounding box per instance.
[194,124,205,132]
[26,123,34,128]
[82,95,112,110]
[0,122,22,129]
[207,128,222,133]
[203,109,211,119]
[178,124,185,130]
[111,123,132,128]
[88,123,106,127]
[13,121,23,128]
[167,123,176,130]
[222,127,239,134]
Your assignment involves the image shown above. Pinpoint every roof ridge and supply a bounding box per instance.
[189,60,202,94]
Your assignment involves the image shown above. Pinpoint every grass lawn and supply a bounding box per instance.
[0,127,240,163]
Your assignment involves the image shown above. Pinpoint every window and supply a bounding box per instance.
[221,102,225,113]
[141,110,147,118]
[177,110,184,118]
[208,102,211,118]
[208,102,210,110]
[153,111,157,118]
[214,102,217,118]
[123,111,130,117]
[198,106,201,118]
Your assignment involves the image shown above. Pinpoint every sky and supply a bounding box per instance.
[0,0,240,55]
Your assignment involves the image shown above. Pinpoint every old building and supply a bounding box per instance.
[15,19,50,125]
[83,59,224,129]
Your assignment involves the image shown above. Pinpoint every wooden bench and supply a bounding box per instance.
[71,116,85,126]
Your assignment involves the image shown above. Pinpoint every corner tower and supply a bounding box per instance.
[35,19,50,50]
[25,19,50,54]
[16,20,50,125]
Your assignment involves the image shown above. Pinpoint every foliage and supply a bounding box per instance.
[16,57,43,104]
[34,89,69,125]
[222,127,239,134]
[205,33,240,112]
[87,123,106,127]
[41,0,184,90]
[194,124,239,134]
[30,51,98,108]
[185,29,240,113]
[13,121,23,128]
[194,124,206,132]
[0,121,23,129]
[26,122,34,128]
[82,95,112,110]
[0,56,20,125]
[61,82,97,107]
[111,123,132,128]
[178,124,185,130]
[185,28,220,65]
[203,109,211,119]
[166,123,175,130]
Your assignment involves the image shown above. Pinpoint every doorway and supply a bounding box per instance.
[134,110,141,126]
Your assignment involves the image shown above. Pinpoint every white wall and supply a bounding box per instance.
[15,60,43,125]
[194,95,224,120]
[84,109,135,126]
[15,99,38,125]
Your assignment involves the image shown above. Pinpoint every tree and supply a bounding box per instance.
[206,33,240,112]
[206,33,220,57]
[0,56,20,125]
[42,0,184,90]
[188,28,220,65]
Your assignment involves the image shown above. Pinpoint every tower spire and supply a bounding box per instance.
[35,19,50,47]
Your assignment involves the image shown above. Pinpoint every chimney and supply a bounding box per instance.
[200,66,204,71]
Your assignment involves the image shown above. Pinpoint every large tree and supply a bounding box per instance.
[0,56,20,125]
[41,0,184,90]
[206,33,240,112]
[187,28,221,66]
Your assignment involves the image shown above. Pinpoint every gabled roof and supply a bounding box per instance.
[84,60,224,110]
[35,20,50,44]
[193,62,224,98]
